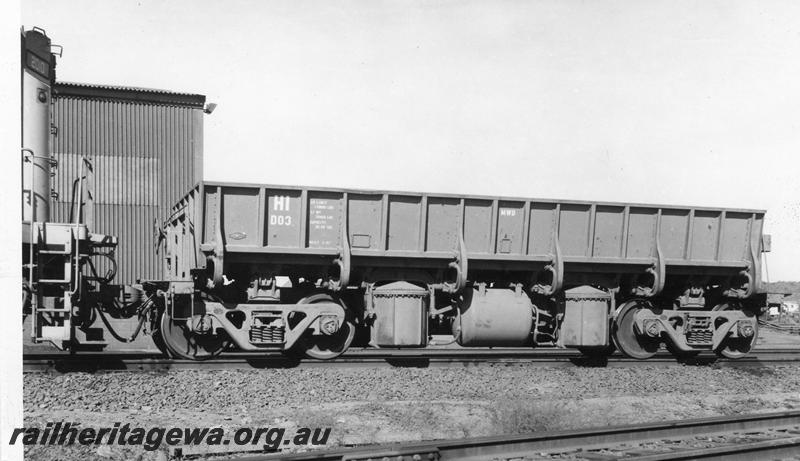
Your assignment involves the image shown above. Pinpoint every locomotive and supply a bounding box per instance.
[22,27,122,350]
[22,28,768,361]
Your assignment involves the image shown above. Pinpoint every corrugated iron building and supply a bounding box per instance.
[50,82,206,285]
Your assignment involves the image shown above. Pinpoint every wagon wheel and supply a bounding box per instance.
[150,327,171,358]
[612,300,660,360]
[712,303,758,359]
[293,294,355,360]
[159,310,230,360]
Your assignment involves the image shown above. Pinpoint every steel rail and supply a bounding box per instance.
[760,319,800,335]
[210,410,800,461]
[625,437,800,460]
[22,348,800,373]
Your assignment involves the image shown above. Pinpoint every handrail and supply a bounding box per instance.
[22,148,37,340]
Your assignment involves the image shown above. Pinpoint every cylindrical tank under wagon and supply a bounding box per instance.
[153,181,768,361]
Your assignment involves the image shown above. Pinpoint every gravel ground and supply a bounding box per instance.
[18,328,800,460]
[23,363,800,461]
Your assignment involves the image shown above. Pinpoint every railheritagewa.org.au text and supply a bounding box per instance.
[9,422,331,451]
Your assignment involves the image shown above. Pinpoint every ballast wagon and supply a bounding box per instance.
[153,181,768,360]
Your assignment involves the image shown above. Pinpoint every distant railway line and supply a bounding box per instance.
[22,347,800,373]
[761,319,800,335]
[174,410,800,461]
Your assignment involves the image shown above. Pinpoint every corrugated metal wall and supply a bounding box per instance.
[50,85,204,284]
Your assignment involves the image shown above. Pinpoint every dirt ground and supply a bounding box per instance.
[23,374,800,458]
[23,392,800,460]
[20,329,800,460]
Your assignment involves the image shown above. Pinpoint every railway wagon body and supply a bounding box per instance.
[155,181,767,360]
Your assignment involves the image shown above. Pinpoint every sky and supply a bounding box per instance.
[12,0,800,281]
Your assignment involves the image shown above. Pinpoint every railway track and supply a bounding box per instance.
[761,320,800,335]
[176,410,800,461]
[22,347,800,373]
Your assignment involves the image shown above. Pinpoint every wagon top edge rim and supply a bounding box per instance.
[189,180,767,215]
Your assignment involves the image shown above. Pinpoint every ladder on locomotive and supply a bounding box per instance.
[28,223,78,346]
[25,153,97,348]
